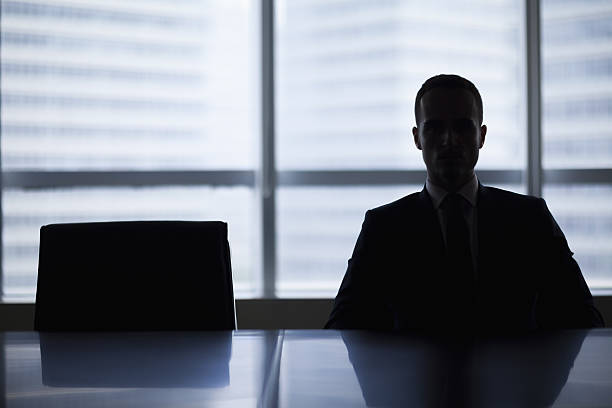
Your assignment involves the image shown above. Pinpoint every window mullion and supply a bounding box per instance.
[261,0,277,298]
[526,0,542,197]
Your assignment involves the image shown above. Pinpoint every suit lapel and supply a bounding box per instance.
[476,184,496,278]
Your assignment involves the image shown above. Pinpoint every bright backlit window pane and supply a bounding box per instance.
[542,0,612,169]
[1,0,258,170]
[3,186,258,301]
[543,185,612,289]
[276,0,525,170]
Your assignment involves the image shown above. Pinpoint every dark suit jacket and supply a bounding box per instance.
[326,184,604,330]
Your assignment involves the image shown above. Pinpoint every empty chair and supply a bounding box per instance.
[34,221,236,331]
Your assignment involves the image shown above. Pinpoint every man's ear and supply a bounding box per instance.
[412,127,422,150]
[479,124,487,149]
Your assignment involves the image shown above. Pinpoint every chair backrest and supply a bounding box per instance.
[34,221,236,331]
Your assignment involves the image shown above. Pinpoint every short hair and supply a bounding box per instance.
[414,74,483,125]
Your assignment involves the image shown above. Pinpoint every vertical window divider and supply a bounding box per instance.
[526,0,543,197]
[0,0,4,299]
[261,0,277,298]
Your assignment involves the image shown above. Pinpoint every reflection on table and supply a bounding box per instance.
[279,330,612,408]
[341,331,585,407]
[3,331,277,408]
[39,332,232,388]
[2,329,612,407]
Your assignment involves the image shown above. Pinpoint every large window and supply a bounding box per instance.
[0,0,260,300]
[0,0,610,301]
[275,0,525,297]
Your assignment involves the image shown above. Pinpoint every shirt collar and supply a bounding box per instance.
[426,174,479,210]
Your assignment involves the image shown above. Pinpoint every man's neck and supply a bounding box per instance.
[428,172,475,193]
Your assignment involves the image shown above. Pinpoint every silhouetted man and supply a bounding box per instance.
[326,74,603,331]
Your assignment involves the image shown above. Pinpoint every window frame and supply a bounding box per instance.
[1,0,611,299]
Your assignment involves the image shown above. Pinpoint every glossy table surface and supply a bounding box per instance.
[2,329,612,407]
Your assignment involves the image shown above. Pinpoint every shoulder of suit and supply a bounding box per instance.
[367,191,422,217]
[480,185,548,214]
[480,185,542,203]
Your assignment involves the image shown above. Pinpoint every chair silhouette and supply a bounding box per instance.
[34,221,236,331]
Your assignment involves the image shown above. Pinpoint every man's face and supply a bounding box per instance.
[412,87,486,190]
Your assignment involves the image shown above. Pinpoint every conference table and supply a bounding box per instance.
[2,329,612,407]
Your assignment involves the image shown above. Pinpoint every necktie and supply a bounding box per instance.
[442,193,473,278]
[441,193,476,326]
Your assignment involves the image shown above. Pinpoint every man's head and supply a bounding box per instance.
[412,74,487,192]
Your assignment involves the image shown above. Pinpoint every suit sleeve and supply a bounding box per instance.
[535,198,604,329]
[325,210,394,329]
